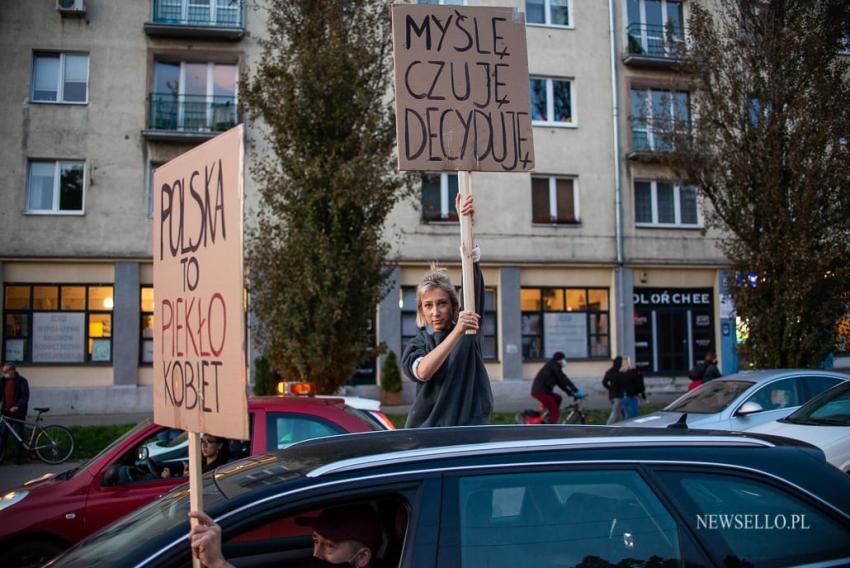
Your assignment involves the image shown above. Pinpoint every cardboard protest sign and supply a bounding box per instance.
[152,125,249,441]
[391,4,535,172]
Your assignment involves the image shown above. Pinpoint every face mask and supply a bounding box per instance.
[310,555,359,568]
[2,373,10,379]
[558,360,567,368]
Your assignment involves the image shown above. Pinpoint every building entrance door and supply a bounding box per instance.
[657,310,688,373]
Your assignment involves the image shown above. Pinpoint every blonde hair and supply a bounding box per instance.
[620,356,632,373]
[415,263,460,328]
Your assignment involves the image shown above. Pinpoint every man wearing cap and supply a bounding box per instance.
[188,503,383,567]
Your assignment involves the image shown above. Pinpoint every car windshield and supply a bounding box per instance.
[71,419,154,479]
[52,477,223,567]
[666,380,754,414]
[785,382,850,426]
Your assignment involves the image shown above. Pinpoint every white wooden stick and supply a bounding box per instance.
[458,171,476,335]
[188,431,203,568]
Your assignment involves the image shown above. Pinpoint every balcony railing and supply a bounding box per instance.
[151,0,244,28]
[148,93,238,133]
[626,22,685,62]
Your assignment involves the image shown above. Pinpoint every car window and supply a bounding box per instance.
[789,382,850,426]
[657,471,850,566]
[222,496,410,568]
[266,413,345,451]
[799,375,843,400]
[667,380,754,413]
[455,470,681,567]
[745,378,801,411]
[101,427,185,486]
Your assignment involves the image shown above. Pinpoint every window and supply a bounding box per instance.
[3,284,113,363]
[626,0,684,57]
[530,78,574,125]
[417,0,464,4]
[151,60,238,131]
[630,88,690,151]
[525,0,571,27]
[521,287,609,360]
[141,286,154,365]
[634,180,699,227]
[31,52,89,103]
[26,161,85,214]
[658,471,850,566]
[531,176,579,225]
[455,470,680,567]
[401,286,498,360]
[421,173,459,223]
[265,414,344,450]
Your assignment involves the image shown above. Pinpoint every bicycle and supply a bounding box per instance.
[0,407,75,464]
[515,394,593,425]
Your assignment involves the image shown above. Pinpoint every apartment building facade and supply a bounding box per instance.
[0,0,734,412]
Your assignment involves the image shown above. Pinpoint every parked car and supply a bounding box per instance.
[616,369,849,430]
[0,395,391,567]
[748,381,850,473]
[49,426,850,568]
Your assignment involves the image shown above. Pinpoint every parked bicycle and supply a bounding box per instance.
[515,394,592,425]
[0,407,75,464]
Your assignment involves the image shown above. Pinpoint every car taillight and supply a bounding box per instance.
[372,412,396,430]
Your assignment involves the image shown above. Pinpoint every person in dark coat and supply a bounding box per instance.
[602,356,624,424]
[619,356,646,418]
[702,352,721,381]
[0,363,30,464]
[531,352,583,423]
[401,194,493,428]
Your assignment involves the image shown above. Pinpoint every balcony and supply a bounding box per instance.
[142,93,238,143]
[627,128,690,161]
[624,23,685,69]
[144,0,245,40]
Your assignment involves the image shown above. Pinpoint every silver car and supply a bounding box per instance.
[616,369,850,431]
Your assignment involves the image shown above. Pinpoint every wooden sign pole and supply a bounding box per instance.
[458,171,476,335]
[188,432,203,568]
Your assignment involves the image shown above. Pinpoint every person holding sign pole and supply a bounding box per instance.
[401,194,493,428]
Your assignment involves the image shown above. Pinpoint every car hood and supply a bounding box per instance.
[617,412,722,429]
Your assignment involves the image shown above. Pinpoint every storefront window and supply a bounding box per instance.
[521,287,610,360]
[2,283,114,364]
[401,285,498,360]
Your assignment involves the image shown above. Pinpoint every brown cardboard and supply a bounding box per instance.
[391,4,535,172]
[152,125,249,440]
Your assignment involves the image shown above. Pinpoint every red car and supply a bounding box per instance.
[0,396,393,567]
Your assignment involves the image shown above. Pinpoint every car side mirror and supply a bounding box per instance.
[137,446,150,461]
[737,401,764,415]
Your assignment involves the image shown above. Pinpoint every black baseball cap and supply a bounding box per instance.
[296,504,382,553]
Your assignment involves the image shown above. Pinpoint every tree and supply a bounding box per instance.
[658,0,850,368]
[242,0,411,394]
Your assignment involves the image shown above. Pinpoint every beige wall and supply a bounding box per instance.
[21,365,113,388]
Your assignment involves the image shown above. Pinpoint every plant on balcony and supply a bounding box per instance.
[661,0,850,368]
[242,0,413,395]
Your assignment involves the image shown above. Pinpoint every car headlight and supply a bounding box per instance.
[0,490,28,511]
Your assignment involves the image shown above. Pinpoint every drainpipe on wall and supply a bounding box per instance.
[608,0,627,356]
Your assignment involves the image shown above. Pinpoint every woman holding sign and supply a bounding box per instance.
[401,194,493,427]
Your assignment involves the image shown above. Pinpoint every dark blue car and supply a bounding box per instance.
[50,426,850,568]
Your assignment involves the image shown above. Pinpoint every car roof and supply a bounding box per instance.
[715,369,850,383]
[213,425,816,498]
[247,395,347,410]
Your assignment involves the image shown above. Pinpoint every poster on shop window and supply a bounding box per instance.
[152,125,249,441]
[543,313,587,359]
[391,4,535,172]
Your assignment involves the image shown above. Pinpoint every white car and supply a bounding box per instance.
[749,381,850,473]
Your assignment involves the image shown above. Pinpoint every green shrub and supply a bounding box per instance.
[380,351,402,393]
[253,355,277,396]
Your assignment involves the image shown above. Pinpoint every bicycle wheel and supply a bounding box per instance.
[34,425,75,464]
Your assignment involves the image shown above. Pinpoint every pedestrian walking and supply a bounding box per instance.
[620,356,646,419]
[401,194,493,428]
[602,356,625,424]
